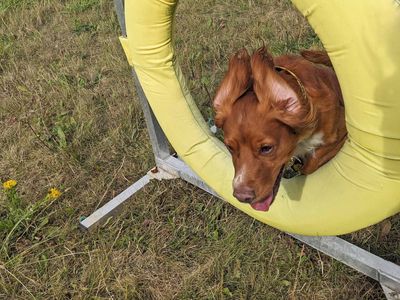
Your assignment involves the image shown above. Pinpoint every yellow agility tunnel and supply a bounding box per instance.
[120,0,400,235]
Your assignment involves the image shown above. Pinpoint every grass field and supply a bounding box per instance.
[1,0,399,299]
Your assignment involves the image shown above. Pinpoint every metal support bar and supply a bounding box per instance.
[382,284,400,300]
[114,0,170,160]
[80,174,151,230]
[113,0,126,37]
[291,234,400,293]
[156,155,219,198]
[79,155,216,230]
[132,69,171,160]
[79,167,178,230]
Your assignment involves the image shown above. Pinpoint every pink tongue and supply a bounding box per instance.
[250,194,274,211]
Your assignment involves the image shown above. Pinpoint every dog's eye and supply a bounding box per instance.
[259,145,273,155]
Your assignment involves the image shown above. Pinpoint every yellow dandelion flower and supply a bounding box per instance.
[48,188,61,199]
[3,179,17,190]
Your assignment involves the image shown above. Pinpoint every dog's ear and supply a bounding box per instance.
[213,48,251,128]
[251,47,302,113]
[251,47,316,130]
[272,94,302,113]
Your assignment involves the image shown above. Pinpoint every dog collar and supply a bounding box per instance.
[275,66,308,103]
[283,156,304,179]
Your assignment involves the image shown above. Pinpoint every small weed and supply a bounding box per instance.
[0,0,34,13]
[0,180,62,258]
[72,21,97,35]
[30,111,77,151]
[58,73,87,88]
[50,112,77,149]
[273,29,321,54]
[66,0,100,13]
[57,71,103,89]
[0,34,16,59]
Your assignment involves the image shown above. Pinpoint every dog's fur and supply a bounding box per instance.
[213,47,347,211]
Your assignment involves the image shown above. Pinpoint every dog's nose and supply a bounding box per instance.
[233,187,255,203]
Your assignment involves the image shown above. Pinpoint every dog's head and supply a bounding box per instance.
[213,47,315,211]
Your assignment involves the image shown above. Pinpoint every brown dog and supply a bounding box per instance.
[213,47,347,211]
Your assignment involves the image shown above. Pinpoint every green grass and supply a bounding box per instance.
[0,0,34,13]
[72,21,98,35]
[0,0,398,298]
[66,0,101,13]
